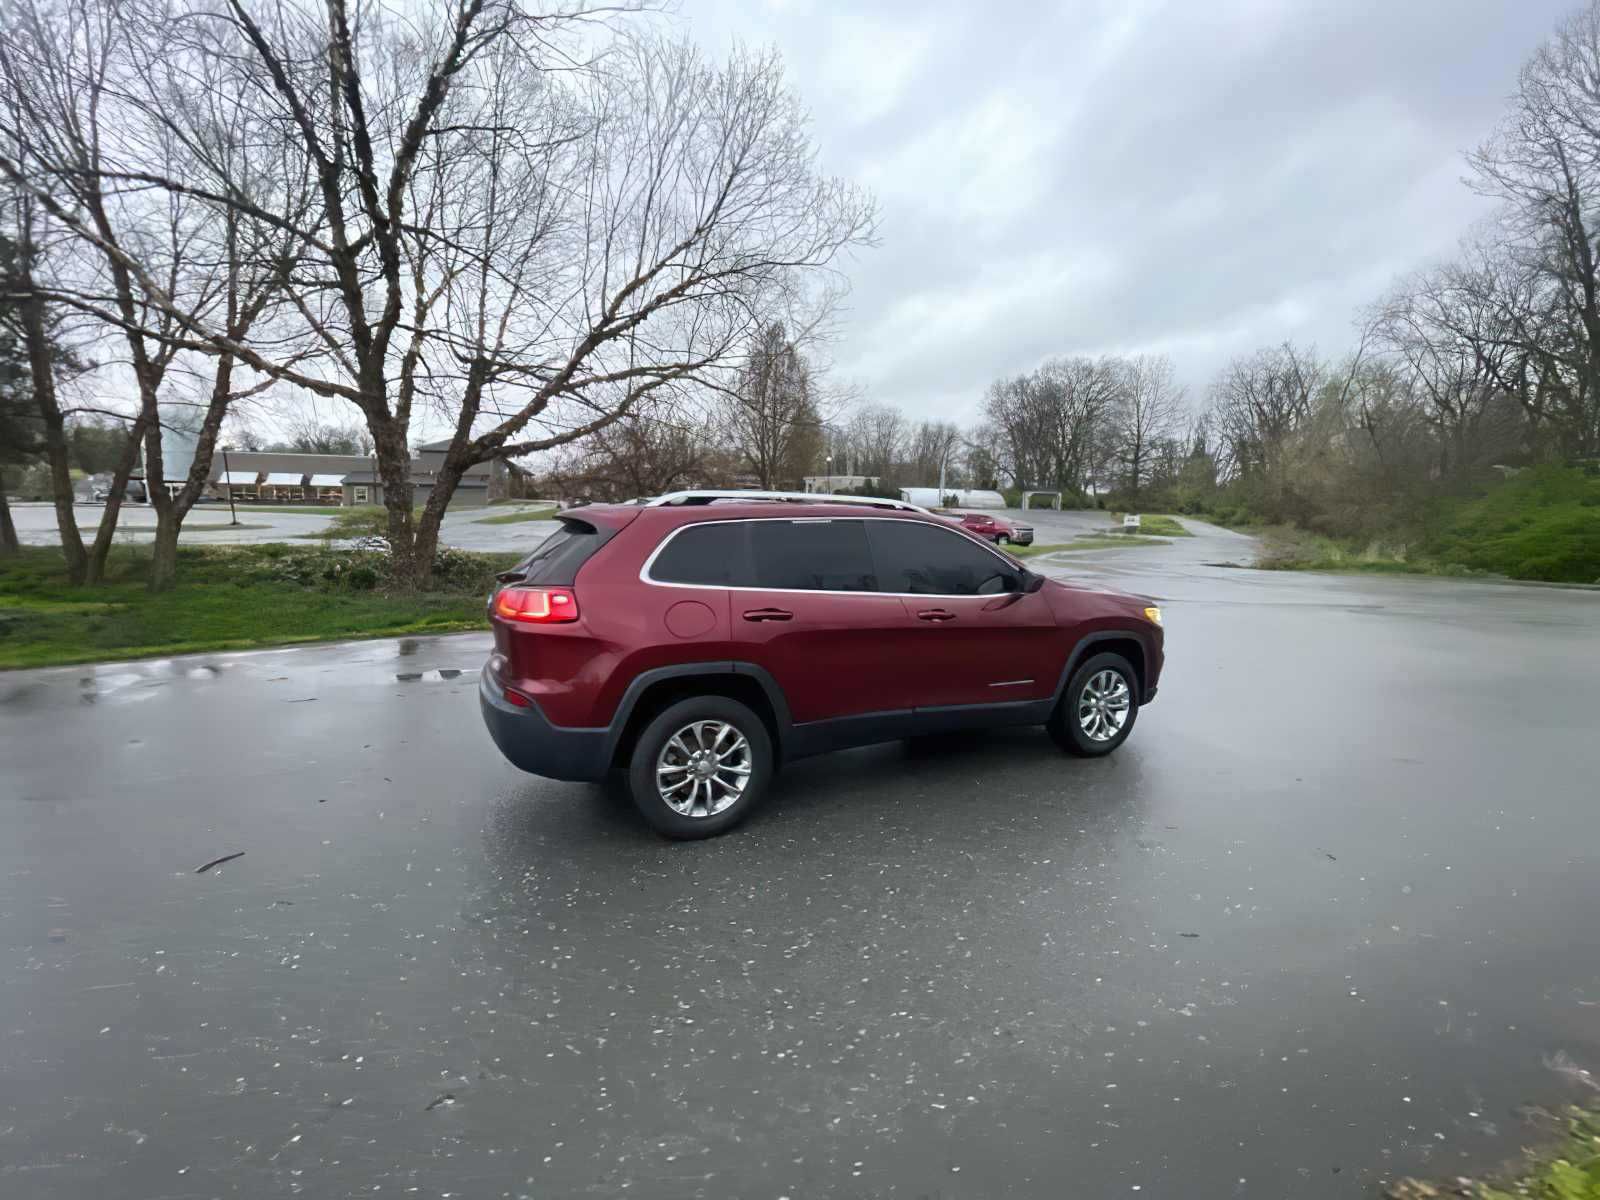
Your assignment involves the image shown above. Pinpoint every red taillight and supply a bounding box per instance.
[502,686,532,708]
[493,585,579,624]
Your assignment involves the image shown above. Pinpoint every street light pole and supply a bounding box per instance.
[825,454,832,493]
[221,445,239,526]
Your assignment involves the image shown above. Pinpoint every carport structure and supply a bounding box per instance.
[218,469,259,502]
[308,473,345,503]
[260,472,306,503]
[1022,490,1061,510]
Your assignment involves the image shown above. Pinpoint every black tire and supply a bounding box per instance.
[626,696,773,839]
[1047,651,1139,757]
[995,534,1009,545]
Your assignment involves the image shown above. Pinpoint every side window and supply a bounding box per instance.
[649,522,751,586]
[750,519,877,592]
[867,521,1021,596]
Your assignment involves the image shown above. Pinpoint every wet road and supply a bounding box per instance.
[3,521,1599,1198]
[8,501,561,552]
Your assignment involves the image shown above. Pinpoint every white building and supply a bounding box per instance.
[899,487,1006,509]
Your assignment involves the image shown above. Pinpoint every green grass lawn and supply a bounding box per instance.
[1112,513,1192,537]
[1388,1106,1600,1199]
[0,544,518,670]
[472,506,558,525]
[1257,467,1600,584]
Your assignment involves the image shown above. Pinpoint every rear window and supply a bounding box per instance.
[750,519,877,591]
[511,517,614,586]
[649,521,750,586]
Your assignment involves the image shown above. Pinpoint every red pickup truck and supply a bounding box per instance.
[939,510,1034,546]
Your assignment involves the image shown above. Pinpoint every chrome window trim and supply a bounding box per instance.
[638,515,1027,599]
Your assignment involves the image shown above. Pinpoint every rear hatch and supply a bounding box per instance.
[487,509,637,719]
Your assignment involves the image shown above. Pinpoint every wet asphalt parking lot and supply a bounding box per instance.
[3,516,1598,1198]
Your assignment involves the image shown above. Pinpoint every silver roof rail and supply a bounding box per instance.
[646,489,929,514]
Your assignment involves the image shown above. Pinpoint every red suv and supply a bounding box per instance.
[480,492,1163,839]
[941,510,1033,546]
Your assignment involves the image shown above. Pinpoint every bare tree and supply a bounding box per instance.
[982,356,1120,495]
[1208,342,1323,484]
[270,419,374,456]
[0,0,307,588]
[719,322,822,489]
[904,419,962,489]
[847,403,907,479]
[1467,2,1600,457]
[543,408,715,501]
[1,2,874,585]
[1,191,95,578]
[1110,354,1184,499]
[1370,266,1524,474]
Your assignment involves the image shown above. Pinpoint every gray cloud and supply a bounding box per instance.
[685,0,1574,420]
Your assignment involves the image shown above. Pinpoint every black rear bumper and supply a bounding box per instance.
[479,667,611,782]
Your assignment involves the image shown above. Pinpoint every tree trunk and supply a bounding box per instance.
[371,419,420,587]
[84,418,147,584]
[148,510,180,593]
[20,273,86,582]
[144,351,234,593]
[141,402,177,592]
[412,463,471,586]
[0,472,19,556]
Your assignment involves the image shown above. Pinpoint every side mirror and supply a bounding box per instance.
[1022,570,1045,593]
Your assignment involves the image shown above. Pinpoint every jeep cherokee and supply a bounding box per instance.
[480,491,1163,839]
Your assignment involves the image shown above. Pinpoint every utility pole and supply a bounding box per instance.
[220,445,239,526]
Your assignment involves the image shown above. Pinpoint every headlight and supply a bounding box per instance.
[1143,605,1162,626]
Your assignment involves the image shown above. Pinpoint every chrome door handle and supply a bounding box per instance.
[742,608,794,622]
[916,608,956,621]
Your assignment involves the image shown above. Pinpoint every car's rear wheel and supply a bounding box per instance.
[1047,651,1139,756]
[627,696,773,839]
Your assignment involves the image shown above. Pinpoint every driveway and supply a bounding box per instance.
[3,521,1598,1197]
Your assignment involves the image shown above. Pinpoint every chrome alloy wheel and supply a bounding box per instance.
[1077,668,1131,742]
[655,720,753,817]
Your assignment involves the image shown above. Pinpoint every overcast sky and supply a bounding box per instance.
[680,0,1574,424]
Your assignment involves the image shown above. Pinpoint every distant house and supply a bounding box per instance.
[338,440,508,509]
[184,441,509,508]
[207,451,375,505]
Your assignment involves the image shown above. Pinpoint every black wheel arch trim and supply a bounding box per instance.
[1053,630,1155,705]
[600,661,794,766]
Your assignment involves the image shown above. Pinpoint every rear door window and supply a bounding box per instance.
[867,520,1021,595]
[749,519,878,592]
[649,521,752,586]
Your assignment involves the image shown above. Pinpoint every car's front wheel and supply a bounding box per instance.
[627,696,773,839]
[1047,652,1139,756]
